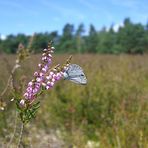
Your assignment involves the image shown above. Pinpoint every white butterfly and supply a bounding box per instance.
[63,64,87,85]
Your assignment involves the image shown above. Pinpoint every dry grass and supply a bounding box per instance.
[0,54,148,147]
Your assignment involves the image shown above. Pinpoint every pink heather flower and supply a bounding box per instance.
[55,73,62,80]
[38,63,42,68]
[51,47,55,50]
[42,67,47,73]
[50,50,54,53]
[50,82,54,87]
[20,99,25,106]
[49,71,54,76]
[46,81,54,87]
[39,72,44,77]
[33,88,39,94]
[42,56,47,61]
[28,81,33,86]
[54,73,58,78]
[42,53,46,56]
[44,64,48,69]
[48,54,52,57]
[34,72,38,76]
[52,73,56,78]
[26,87,32,92]
[47,57,52,64]
[41,64,49,73]
[21,45,69,106]
[27,94,34,100]
[47,81,51,85]
[34,82,41,89]
[36,77,42,82]
[42,82,46,87]
[46,85,50,90]
[46,75,52,80]
[51,78,55,82]
[24,92,29,98]
[43,49,47,52]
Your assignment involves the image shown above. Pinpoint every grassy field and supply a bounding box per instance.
[0,54,148,147]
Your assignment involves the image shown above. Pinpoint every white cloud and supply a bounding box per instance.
[113,22,124,32]
[106,22,124,32]
[0,34,7,40]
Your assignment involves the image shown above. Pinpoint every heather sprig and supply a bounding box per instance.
[18,42,72,123]
[0,42,30,111]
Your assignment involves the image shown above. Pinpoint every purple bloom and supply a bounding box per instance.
[20,99,25,106]
[46,85,51,90]
[28,81,33,87]
[21,44,70,106]
[49,71,54,76]
[47,81,54,87]
[48,54,52,57]
[32,87,39,94]
[26,87,32,92]
[38,63,42,68]
[36,77,42,82]
[51,47,55,50]
[39,72,44,77]
[42,56,47,61]
[47,57,52,64]
[34,72,39,76]
[46,75,52,80]
[43,49,47,52]
[55,73,62,80]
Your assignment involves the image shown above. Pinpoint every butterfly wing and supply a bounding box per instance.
[68,74,87,85]
[64,64,87,85]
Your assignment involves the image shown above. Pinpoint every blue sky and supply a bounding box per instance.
[0,0,147,37]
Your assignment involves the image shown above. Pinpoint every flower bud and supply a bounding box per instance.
[20,99,25,106]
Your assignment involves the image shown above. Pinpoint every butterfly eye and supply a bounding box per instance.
[81,74,84,76]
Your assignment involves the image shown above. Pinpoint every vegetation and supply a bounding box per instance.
[0,18,148,54]
[0,17,148,147]
[0,53,148,147]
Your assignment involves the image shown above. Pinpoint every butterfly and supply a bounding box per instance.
[63,64,87,85]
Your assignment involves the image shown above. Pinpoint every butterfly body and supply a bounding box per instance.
[63,64,87,85]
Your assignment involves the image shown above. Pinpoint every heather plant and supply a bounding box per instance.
[17,42,72,124]
[0,41,75,147]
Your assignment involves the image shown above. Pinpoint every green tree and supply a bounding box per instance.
[0,34,29,53]
[117,18,146,54]
[0,18,147,54]
[58,24,75,53]
[143,22,148,53]
[97,26,119,53]
[75,23,85,53]
[30,32,59,53]
[85,24,98,53]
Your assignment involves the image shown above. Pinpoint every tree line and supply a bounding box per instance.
[0,18,148,54]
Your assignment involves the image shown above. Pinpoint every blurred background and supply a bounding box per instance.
[0,0,148,147]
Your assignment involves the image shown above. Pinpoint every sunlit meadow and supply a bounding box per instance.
[0,53,148,147]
